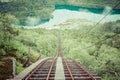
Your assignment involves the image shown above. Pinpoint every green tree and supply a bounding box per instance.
[0,12,19,56]
[1,13,16,42]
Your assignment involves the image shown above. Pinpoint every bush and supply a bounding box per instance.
[0,49,6,56]
[16,62,24,74]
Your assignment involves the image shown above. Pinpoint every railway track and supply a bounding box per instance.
[15,30,101,80]
[63,58,101,80]
[24,58,57,80]
[23,57,101,80]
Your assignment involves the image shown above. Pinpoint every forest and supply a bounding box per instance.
[0,0,120,80]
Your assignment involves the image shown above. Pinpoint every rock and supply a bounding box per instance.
[0,57,13,80]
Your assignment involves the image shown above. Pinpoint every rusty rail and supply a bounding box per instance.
[19,30,101,80]
[63,58,74,80]
[24,58,50,80]
[62,58,101,80]
[24,58,57,80]
[21,58,101,80]
[73,60,97,80]
[46,58,57,80]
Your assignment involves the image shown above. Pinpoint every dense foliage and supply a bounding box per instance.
[61,20,120,80]
[0,13,57,79]
[0,0,120,80]
[17,28,57,57]
[0,0,119,26]
[0,15,120,80]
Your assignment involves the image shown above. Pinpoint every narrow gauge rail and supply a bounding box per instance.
[14,30,101,80]
[63,58,101,80]
[24,58,57,80]
[23,57,101,80]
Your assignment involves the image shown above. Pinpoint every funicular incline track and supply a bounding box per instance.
[24,58,57,80]
[18,30,101,80]
[63,58,101,80]
[23,57,101,80]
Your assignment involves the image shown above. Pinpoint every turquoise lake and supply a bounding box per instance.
[55,5,120,14]
[24,5,120,29]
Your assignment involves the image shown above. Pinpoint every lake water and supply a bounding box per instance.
[25,5,120,29]
[55,5,120,14]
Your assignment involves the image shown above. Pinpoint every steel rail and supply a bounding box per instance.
[73,60,97,80]
[46,57,56,80]
[20,29,101,80]
[63,58,74,80]
[24,58,50,80]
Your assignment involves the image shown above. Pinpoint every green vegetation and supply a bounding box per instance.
[61,20,120,80]
[0,29,57,79]
[0,0,120,26]
[16,28,57,57]
[1,18,118,79]
[8,19,119,80]
[0,0,55,25]
[0,13,57,79]
[0,0,120,80]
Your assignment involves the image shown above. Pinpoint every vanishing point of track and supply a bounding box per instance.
[16,30,101,80]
